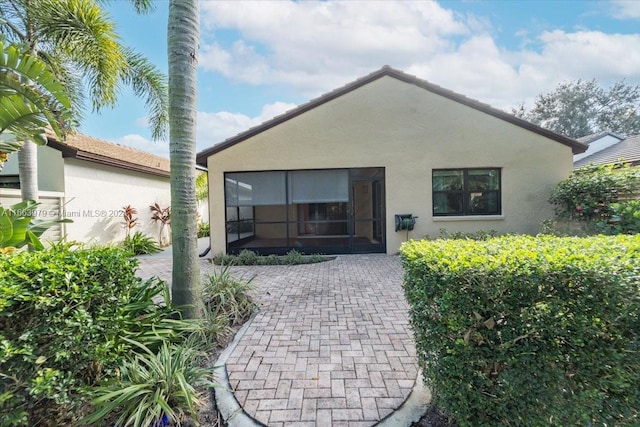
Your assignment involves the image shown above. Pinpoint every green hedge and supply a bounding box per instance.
[0,246,177,426]
[401,235,640,427]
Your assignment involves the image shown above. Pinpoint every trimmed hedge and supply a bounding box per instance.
[0,246,178,426]
[401,235,640,427]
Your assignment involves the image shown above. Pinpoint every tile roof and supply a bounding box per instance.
[46,130,170,177]
[196,65,587,165]
[574,135,640,168]
[577,131,625,145]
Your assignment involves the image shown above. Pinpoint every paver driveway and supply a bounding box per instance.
[219,255,419,426]
[137,253,421,426]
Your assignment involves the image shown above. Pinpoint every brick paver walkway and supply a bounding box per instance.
[137,254,419,426]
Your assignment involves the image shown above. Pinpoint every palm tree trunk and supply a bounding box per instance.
[168,0,202,318]
[18,140,38,202]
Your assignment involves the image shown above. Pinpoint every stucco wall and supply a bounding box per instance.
[63,159,170,245]
[206,76,574,255]
[0,144,65,192]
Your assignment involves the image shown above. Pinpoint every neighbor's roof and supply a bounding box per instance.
[196,65,587,165]
[577,131,624,145]
[574,135,640,168]
[46,130,170,177]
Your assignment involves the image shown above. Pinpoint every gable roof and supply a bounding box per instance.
[574,135,640,168]
[196,65,587,165]
[46,131,170,177]
[577,131,624,145]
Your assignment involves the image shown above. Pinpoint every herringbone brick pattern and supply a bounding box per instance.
[223,255,418,427]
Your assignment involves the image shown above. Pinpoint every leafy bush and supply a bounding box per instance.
[81,338,211,427]
[121,230,161,255]
[202,264,257,326]
[596,200,640,235]
[236,249,259,265]
[197,221,210,238]
[401,235,640,427]
[549,163,640,222]
[0,246,186,425]
[437,228,498,240]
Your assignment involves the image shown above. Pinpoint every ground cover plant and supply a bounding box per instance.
[212,249,333,266]
[401,235,640,427]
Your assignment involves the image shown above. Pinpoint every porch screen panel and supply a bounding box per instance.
[289,169,349,203]
[225,172,286,206]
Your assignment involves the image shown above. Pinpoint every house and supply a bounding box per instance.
[574,133,640,168]
[196,66,586,255]
[0,132,172,245]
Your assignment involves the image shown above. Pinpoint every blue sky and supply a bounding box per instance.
[81,0,640,159]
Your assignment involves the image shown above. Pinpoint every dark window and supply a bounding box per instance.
[432,168,501,216]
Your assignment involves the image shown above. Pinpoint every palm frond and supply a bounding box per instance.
[122,47,168,141]
[34,0,127,110]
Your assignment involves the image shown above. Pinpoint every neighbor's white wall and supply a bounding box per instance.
[207,76,574,254]
[63,159,170,245]
[0,144,65,192]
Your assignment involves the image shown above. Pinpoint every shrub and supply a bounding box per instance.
[401,235,640,427]
[236,249,259,266]
[121,231,161,255]
[283,249,304,264]
[202,264,257,325]
[549,163,640,222]
[437,228,498,240]
[596,200,640,235]
[0,246,185,425]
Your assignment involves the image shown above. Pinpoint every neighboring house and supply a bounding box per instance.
[196,66,586,255]
[574,133,640,168]
[0,133,171,245]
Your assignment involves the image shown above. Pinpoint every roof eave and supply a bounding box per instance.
[47,138,170,178]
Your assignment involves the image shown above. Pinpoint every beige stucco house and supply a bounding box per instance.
[196,66,587,255]
[0,133,172,245]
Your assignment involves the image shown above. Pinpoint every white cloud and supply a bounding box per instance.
[609,0,640,19]
[197,102,297,151]
[195,0,640,114]
[199,1,468,96]
[114,102,297,156]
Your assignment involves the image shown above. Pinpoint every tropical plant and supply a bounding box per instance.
[202,264,257,326]
[81,338,211,427]
[167,0,202,318]
[0,0,168,201]
[121,205,138,237]
[0,200,70,251]
[197,221,210,238]
[150,202,171,247]
[0,38,73,169]
[122,230,161,255]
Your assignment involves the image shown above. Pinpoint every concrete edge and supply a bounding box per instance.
[212,316,267,427]
[374,370,432,426]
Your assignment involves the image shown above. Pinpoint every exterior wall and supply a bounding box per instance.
[207,76,574,255]
[63,159,170,245]
[0,145,65,192]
